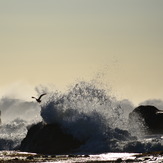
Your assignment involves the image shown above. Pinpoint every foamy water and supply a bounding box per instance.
[0,81,163,154]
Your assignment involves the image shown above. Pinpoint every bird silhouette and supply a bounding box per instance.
[32,93,46,103]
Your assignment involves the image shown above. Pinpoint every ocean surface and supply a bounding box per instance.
[1,81,163,162]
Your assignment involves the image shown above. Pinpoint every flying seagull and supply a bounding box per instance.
[32,93,46,103]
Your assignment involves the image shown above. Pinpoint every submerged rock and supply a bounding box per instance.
[129,105,163,134]
[20,122,83,154]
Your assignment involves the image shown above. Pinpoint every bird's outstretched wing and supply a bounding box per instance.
[38,93,46,100]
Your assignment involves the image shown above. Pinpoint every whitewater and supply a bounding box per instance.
[1,81,163,162]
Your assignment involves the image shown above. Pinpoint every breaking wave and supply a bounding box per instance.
[1,81,163,153]
[40,81,163,153]
[0,97,41,150]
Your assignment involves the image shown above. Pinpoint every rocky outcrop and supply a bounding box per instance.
[129,105,163,134]
[20,122,83,154]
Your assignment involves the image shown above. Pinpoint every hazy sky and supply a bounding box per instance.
[0,0,163,105]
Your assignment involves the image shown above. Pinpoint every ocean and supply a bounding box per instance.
[0,81,163,162]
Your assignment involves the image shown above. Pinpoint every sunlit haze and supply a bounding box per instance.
[0,0,163,105]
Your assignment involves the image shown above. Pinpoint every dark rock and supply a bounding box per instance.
[68,154,76,157]
[20,122,83,154]
[42,155,48,158]
[0,138,16,150]
[116,158,122,162]
[26,156,33,160]
[129,105,163,134]
[126,159,135,162]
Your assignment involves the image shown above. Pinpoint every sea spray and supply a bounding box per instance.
[40,81,136,153]
[0,97,41,150]
[0,97,41,123]
[0,119,27,150]
[1,81,163,153]
[41,81,130,128]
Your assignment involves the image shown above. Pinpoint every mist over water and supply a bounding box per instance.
[0,80,163,153]
[39,81,163,153]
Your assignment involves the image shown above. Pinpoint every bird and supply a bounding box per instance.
[32,93,46,103]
